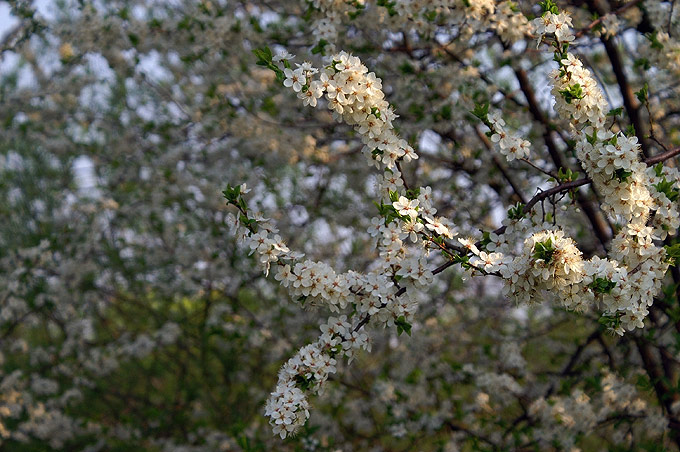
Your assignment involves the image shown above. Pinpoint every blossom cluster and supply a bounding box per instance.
[227,186,425,436]
[279,51,417,169]
[239,13,680,434]
[7,0,680,449]
[644,31,680,76]
[532,10,575,47]
[549,54,609,128]
[594,13,620,39]
[454,14,678,334]
[488,110,531,161]
[264,342,334,438]
[230,49,475,436]
[264,314,376,438]
[465,224,644,332]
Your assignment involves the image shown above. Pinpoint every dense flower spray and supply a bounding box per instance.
[229,8,680,433]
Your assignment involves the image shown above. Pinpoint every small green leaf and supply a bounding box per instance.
[471,101,490,123]
[665,244,680,266]
[635,82,648,104]
[533,238,555,263]
[606,107,623,117]
[558,83,584,104]
[311,39,329,55]
[589,277,617,294]
[508,202,525,220]
[395,316,412,336]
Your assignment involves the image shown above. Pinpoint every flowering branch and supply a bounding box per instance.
[230,7,680,435]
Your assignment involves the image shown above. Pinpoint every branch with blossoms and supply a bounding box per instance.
[226,7,680,436]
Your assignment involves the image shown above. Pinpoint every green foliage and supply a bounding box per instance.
[635,58,651,71]
[376,0,397,16]
[395,316,412,336]
[558,83,584,104]
[479,231,492,250]
[532,237,555,263]
[635,82,649,104]
[253,46,285,82]
[665,243,680,266]
[404,187,420,200]
[614,168,633,183]
[589,278,617,295]
[645,31,665,50]
[508,202,525,220]
[375,197,405,225]
[653,164,679,202]
[586,129,599,145]
[554,167,579,183]
[222,183,243,203]
[539,0,559,15]
[311,39,329,55]
[606,107,623,117]
[598,314,623,331]
[471,101,490,123]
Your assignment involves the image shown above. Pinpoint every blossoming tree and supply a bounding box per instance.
[2,0,680,450]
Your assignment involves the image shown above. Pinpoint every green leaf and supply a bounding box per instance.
[405,187,420,200]
[613,168,632,182]
[598,314,622,331]
[635,58,651,71]
[222,183,241,202]
[508,202,525,220]
[558,83,584,104]
[311,39,329,55]
[395,316,412,336]
[635,82,648,104]
[654,162,665,177]
[665,244,680,266]
[586,129,598,145]
[606,107,623,117]
[252,46,273,66]
[539,0,559,14]
[654,177,680,202]
[128,33,140,46]
[589,277,617,294]
[479,231,491,250]
[645,31,664,50]
[471,101,490,123]
[533,238,555,263]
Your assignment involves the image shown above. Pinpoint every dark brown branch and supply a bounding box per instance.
[645,146,680,165]
[493,178,590,237]
[489,146,679,237]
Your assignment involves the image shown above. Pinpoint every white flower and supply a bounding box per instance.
[458,237,480,255]
[424,215,454,238]
[296,61,318,74]
[298,84,323,107]
[392,196,419,219]
[283,68,306,92]
[401,219,424,242]
[273,50,295,62]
